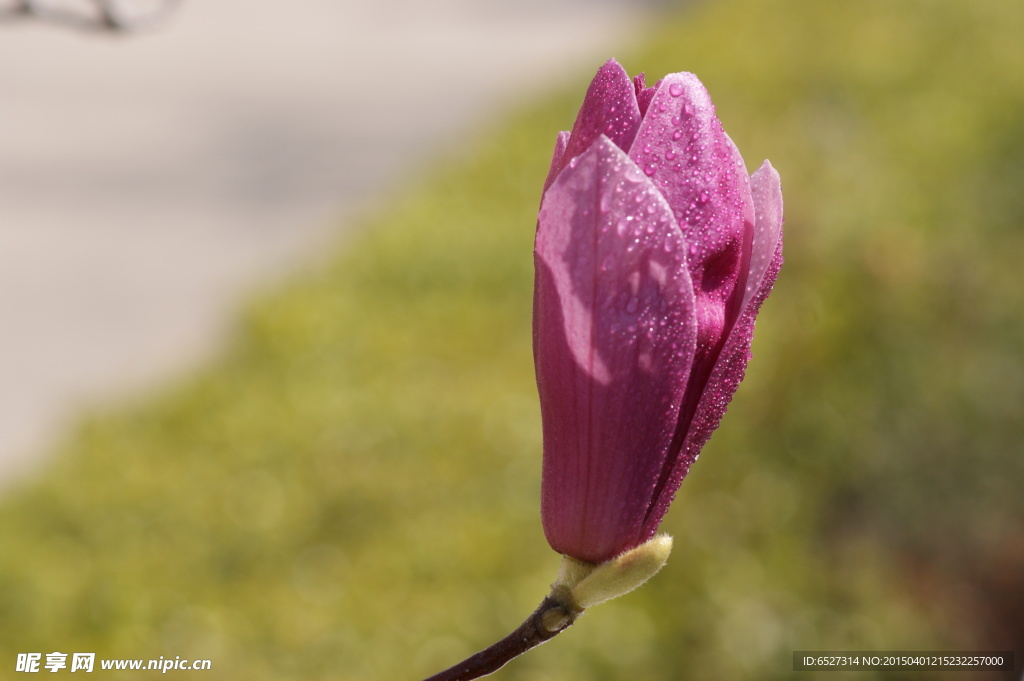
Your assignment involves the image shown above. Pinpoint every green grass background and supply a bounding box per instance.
[2,0,1022,679]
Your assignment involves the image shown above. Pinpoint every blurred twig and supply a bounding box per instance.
[0,0,180,33]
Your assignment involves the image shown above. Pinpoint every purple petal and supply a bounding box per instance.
[623,75,758,529]
[641,161,783,535]
[548,60,642,187]
[535,136,698,563]
[628,75,755,352]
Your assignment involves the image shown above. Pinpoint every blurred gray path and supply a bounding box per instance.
[0,0,647,484]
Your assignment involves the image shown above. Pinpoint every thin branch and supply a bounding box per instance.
[419,595,582,681]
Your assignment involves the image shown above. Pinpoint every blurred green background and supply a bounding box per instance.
[2,0,1022,679]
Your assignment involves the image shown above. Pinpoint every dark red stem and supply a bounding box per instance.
[419,595,580,681]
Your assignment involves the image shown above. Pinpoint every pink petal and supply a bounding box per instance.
[535,136,697,563]
[742,161,784,312]
[628,75,755,352]
[641,161,783,535]
[548,59,642,188]
[633,72,646,97]
[542,131,571,193]
[633,72,658,117]
[623,75,758,530]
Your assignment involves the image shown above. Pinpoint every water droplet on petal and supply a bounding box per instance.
[669,82,684,97]
[623,164,645,183]
[684,102,696,116]
[644,163,656,176]
[672,130,683,140]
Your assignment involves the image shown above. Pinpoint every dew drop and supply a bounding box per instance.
[642,143,652,154]
[671,129,683,140]
[669,82,684,97]
[616,215,633,236]
[665,150,677,161]
[644,163,657,176]
[684,102,696,116]
[623,164,645,182]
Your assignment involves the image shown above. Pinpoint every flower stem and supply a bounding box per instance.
[419,594,581,681]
